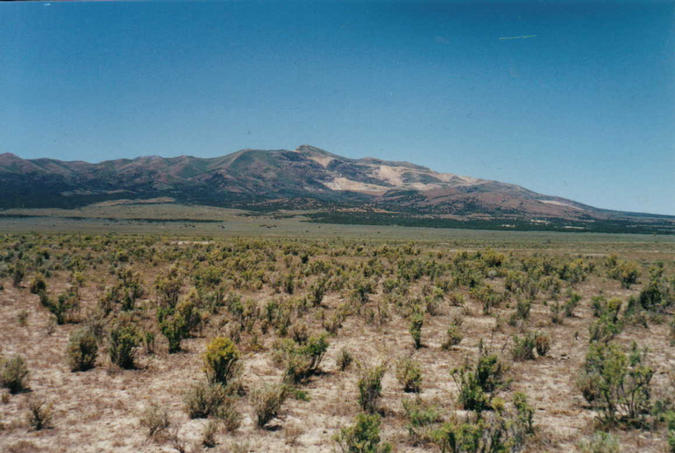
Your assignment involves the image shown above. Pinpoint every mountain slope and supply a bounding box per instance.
[0,146,672,233]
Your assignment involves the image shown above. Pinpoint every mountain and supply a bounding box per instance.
[1,145,673,233]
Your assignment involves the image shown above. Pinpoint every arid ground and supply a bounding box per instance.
[0,222,673,452]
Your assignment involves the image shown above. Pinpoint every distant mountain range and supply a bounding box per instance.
[1,145,672,233]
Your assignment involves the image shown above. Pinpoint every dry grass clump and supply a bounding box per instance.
[26,398,52,431]
[139,402,170,439]
[184,381,228,419]
[250,382,288,428]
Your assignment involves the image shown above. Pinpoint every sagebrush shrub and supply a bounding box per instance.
[515,299,531,320]
[158,312,186,353]
[451,345,506,412]
[358,364,386,413]
[26,398,52,431]
[215,400,241,432]
[578,341,653,425]
[565,291,582,317]
[431,392,534,453]
[1,355,29,394]
[184,381,228,419]
[29,274,46,294]
[109,323,139,369]
[250,382,287,428]
[607,260,639,289]
[534,331,551,357]
[334,413,392,453]
[41,290,79,324]
[549,301,563,324]
[337,348,353,371]
[202,420,218,448]
[512,332,536,361]
[395,357,422,393]
[12,263,24,287]
[283,335,328,384]
[140,402,170,438]
[638,273,673,313]
[67,327,98,371]
[442,324,462,350]
[402,397,441,443]
[203,337,240,386]
[409,313,424,349]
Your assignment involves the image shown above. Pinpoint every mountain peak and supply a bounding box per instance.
[295,144,329,154]
[0,152,21,161]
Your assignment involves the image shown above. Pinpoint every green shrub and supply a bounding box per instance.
[177,290,203,333]
[591,296,622,319]
[67,327,98,371]
[409,312,424,349]
[564,291,581,317]
[203,337,240,386]
[283,335,328,384]
[515,299,531,320]
[665,410,675,453]
[402,397,441,442]
[12,263,24,287]
[114,267,145,311]
[250,382,288,428]
[512,392,535,443]
[358,364,387,413]
[309,278,327,306]
[607,260,640,289]
[0,355,29,394]
[109,323,139,369]
[352,280,374,304]
[337,348,353,371]
[157,305,187,353]
[41,290,79,324]
[431,420,482,453]
[451,345,506,412]
[588,297,624,344]
[334,413,392,453]
[431,392,534,453]
[512,332,536,361]
[638,275,673,313]
[155,271,182,308]
[549,301,563,324]
[442,325,463,350]
[578,341,653,425]
[184,381,227,419]
[589,316,623,344]
[395,357,422,393]
[29,274,46,294]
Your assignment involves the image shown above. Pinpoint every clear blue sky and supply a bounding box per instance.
[1,1,673,215]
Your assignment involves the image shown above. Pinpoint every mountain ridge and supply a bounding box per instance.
[1,146,673,233]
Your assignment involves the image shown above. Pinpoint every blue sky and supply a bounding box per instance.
[1,1,673,214]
